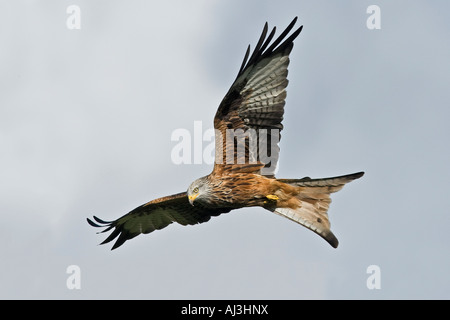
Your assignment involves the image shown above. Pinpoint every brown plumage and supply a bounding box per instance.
[87,17,364,250]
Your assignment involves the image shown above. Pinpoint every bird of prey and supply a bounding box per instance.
[87,17,364,250]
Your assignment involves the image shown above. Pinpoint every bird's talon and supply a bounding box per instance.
[266,194,279,201]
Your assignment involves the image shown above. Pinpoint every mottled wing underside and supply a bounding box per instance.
[213,17,303,177]
[87,192,232,250]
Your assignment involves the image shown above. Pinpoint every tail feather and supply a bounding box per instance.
[278,171,364,187]
[272,171,364,248]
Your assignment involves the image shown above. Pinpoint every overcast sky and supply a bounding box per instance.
[1,0,449,299]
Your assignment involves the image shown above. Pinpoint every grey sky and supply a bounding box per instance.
[1,0,449,299]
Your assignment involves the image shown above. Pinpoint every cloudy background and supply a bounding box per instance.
[1,0,449,299]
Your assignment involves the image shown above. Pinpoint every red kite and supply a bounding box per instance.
[88,17,364,250]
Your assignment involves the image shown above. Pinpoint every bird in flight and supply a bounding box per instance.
[87,17,364,250]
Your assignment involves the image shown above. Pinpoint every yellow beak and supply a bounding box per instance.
[188,194,198,206]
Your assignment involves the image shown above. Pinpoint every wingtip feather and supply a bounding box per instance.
[93,216,113,224]
[86,217,101,227]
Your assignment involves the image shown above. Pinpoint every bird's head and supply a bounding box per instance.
[187,176,212,206]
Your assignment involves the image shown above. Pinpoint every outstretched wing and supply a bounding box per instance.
[213,17,303,177]
[87,192,232,250]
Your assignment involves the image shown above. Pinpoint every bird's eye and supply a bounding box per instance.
[193,187,199,194]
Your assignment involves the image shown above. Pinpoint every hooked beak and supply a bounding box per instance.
[188,194,198,206]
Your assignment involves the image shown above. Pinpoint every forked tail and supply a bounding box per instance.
[272,172,364,248]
